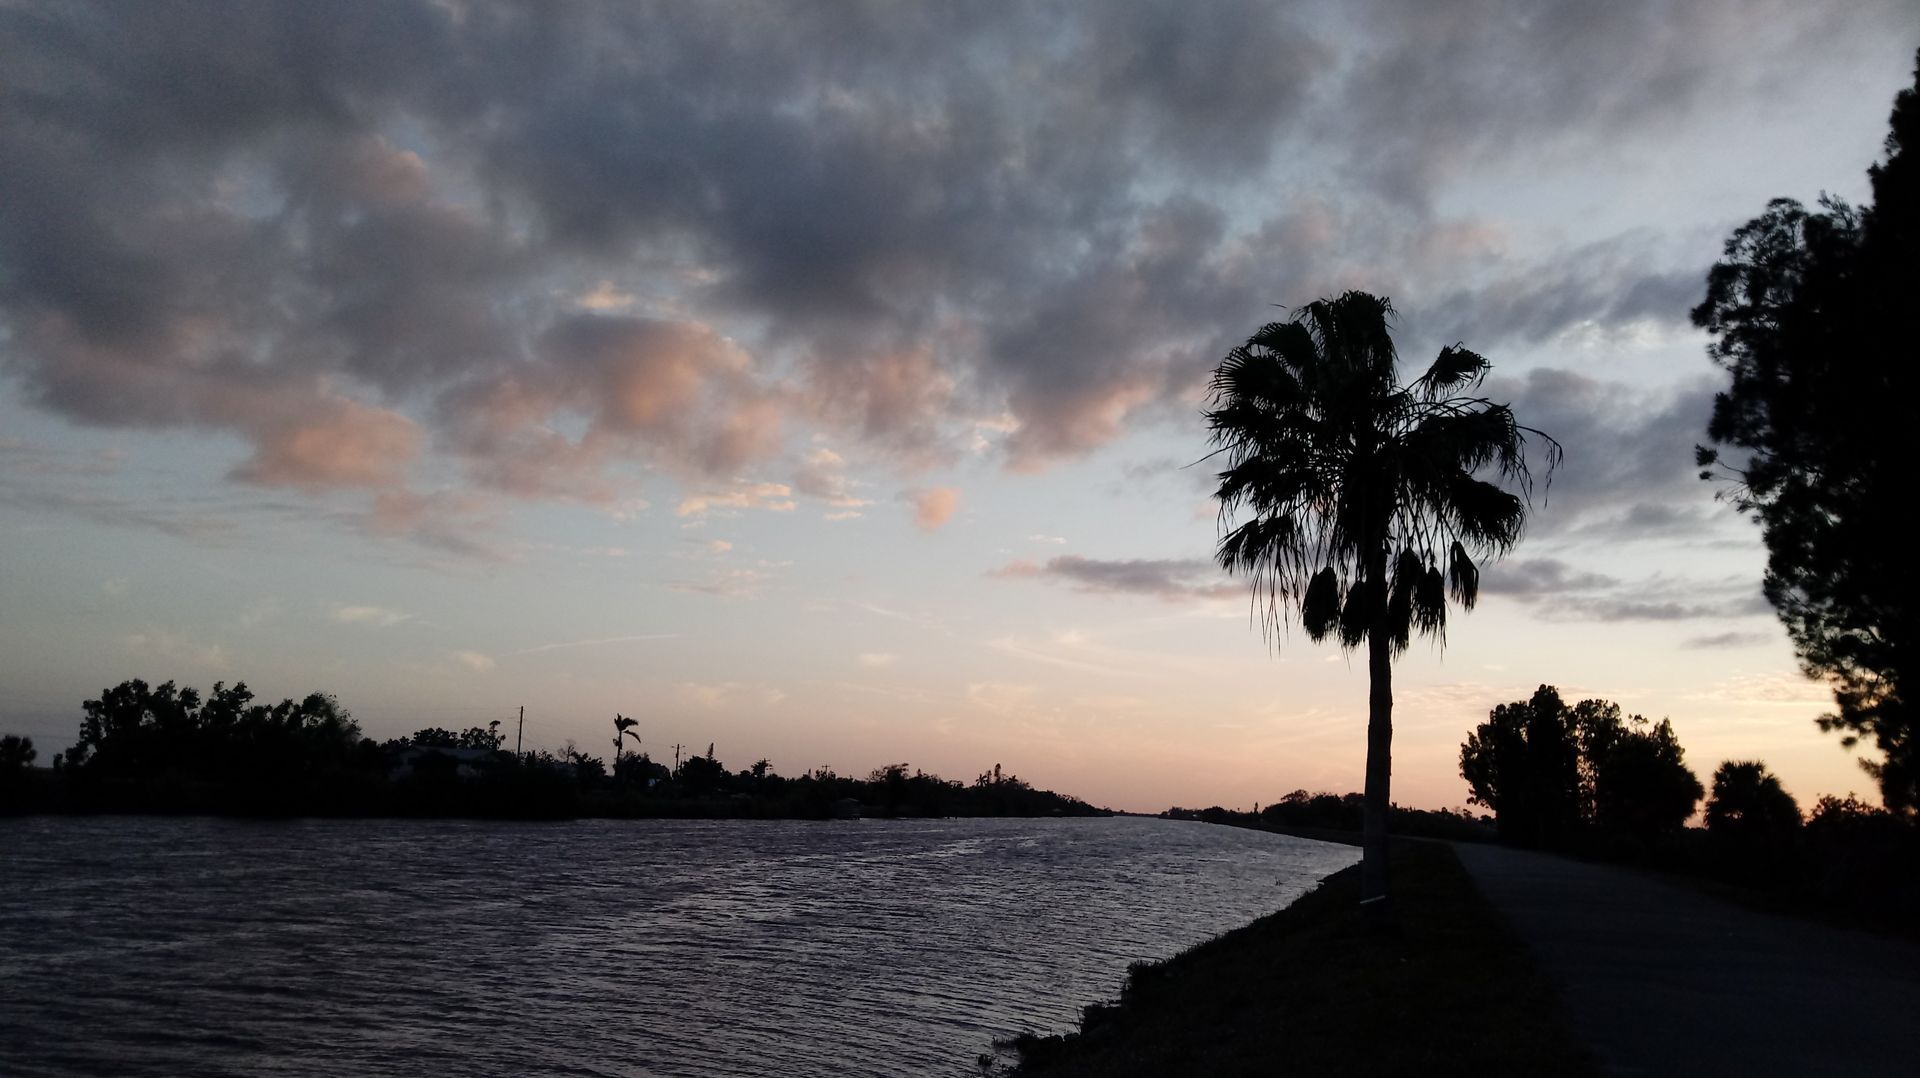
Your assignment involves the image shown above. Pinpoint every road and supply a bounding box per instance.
[1451,841,1920,1077]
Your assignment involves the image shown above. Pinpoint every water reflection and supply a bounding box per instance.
[0,816,1354,1077]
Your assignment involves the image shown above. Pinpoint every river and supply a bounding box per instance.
[0,815,1355,1076]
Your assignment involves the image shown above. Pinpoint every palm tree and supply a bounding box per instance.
[612,714,641,771]
[1205,291,1558,916]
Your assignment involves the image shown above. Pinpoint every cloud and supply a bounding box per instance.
[363,490,507,561]
[231,398,421,490]
[0,0,1909,534]
[802,347,960,464]
[1483,558,1773,623]
[967,682,1040,715]
[444,315,782,499]
[577,281,636,311]
[510,634,677,656]
[791,446,873,510]
[858,652,898,668]
[667,567,773,599]
[1682,672,1832,708]
[1682,630,1777,650]
[992,554,1238,601]
[675,481,796,518]
[1480,559,1621,598]
[909,487,960,531]
[0,484,235,542]
[1318,0,1893,203]
[449,650,495,672]
[1409,235,1704,350]
[1482,369,1726,542]
[676,681,785,710]
[330,605,415,628]
[0,438,124,477]
[124,630,230,671]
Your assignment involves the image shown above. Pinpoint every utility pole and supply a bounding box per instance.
[516,706,525,758]
[672,743,685,771]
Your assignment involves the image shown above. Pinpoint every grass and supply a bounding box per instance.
[1002,840,1594,1078]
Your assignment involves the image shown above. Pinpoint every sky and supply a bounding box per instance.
[2,1,1917,813]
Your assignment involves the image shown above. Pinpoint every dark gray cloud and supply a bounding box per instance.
[1682,630,1778,650]
[1320,0,1900,203]
[0,454,506,563]
[1537,595,1759,623]
[0,485,235,543]
[1480,558,1621,597]
[1483,556,1772,623]
[1481,368,1725,542]
[1411,236,1706,350]
[0,0,1908,529]
[992,554,1237,601]
[0,438,123,478]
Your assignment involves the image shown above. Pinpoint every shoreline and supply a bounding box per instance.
[1000,838,1593,1077]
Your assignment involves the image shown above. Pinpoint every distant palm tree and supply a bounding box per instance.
[1205,291,1558,916]
[613,714,641,770]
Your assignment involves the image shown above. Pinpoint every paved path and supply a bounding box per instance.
[1452,842,1920,1077]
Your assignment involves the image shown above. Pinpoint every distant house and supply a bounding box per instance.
[386,745,500,782]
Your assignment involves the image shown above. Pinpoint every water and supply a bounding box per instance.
[0,816,1355,1077]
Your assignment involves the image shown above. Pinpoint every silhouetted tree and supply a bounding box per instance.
[463,721,504,751]
[1579,703,1703,841]
[612,714,640,771]
[1694,53,1920,815]
[676,751,727,796]
[64,678,367,811]
[1460,686,1583,848]
[0,734,33,772]
[407,727,461,748]
[404,724,502,751]
[1463,687,1701,847]
[1208,292,1558,911]
[565,744,607,787]
[1706,761,1803,839]
[0,733,34,810]
[870,762,911,814]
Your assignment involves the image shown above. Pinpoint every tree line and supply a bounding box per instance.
[1457,683,1918,925]
[0,677,1106,821]
[1165,679,1918,926]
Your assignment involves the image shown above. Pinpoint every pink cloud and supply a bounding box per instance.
[910,486,960,531]
[792,446,873,510]
[675,481,797,518]
[804,346,959,465]
[1002,369,1166,473]
[443,315,785,499]
[364,490,506,561]
[231,397,420,490]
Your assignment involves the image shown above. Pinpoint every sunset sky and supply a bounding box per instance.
[3,1,1916,812]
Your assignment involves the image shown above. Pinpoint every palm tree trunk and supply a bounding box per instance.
[1361,563,1393,922]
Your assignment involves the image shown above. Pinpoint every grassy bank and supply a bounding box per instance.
[1004,840,1593,1077]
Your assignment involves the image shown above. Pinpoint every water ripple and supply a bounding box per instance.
[0,816,1355,1077]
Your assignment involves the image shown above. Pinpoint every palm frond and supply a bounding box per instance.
[1338,576,1374,648]
[1209,290,1554,653]
[1447,541,1480,609]
[1385,548,1422,655]
[1302,566,1341,641]
[1413,563,1448,639]
[1414,344,1489,400]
